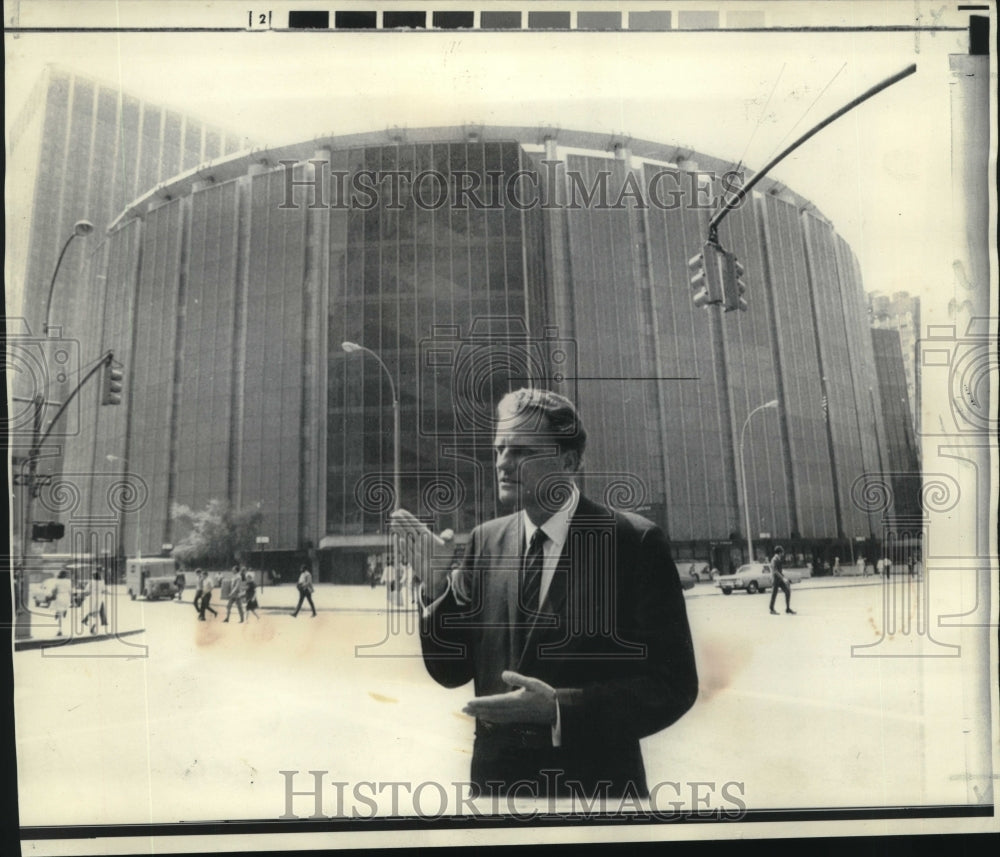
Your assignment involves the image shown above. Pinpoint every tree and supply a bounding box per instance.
[170,499,263,568]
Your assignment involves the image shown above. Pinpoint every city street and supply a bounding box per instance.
[15,575,980,826]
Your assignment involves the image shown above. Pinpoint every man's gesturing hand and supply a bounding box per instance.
[388,509,452,600]
[463,671,558,724]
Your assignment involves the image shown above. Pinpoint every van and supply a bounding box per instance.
[125,557,180,601]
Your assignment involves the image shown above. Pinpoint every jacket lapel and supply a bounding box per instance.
[517,496,615,670]
[495,516,523,671]
[515,497,603,671]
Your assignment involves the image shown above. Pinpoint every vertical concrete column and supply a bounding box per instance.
[541,136,576,393]
[755,195,800,539]
[682,156,742,545]
[619,146,669,528]
[229,172,257,508]
[800,212,845,540]
[163,196,191,554]
[299,148,331,551]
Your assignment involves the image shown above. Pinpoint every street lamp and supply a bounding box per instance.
[739,399,779,564]
[43,220,94,336]
[16,218,94,639]
[341,342,400,512]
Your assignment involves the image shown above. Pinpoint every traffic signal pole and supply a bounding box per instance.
[15,351,119,640]
[708,63,917,244]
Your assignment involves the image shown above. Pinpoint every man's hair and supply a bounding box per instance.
[774,546,785,555]
[495,388,587,459]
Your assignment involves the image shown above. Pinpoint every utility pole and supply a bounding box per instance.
[15,352,120,639]
[689,64,917,313]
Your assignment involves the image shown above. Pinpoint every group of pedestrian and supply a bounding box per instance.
[51,568,108,637]
[192,565,261,622]
[188,564,312,620]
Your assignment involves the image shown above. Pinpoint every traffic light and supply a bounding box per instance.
[688,241,723,308]
[32,521,65,542]
[722,251,748,312]
[101,359,124,405]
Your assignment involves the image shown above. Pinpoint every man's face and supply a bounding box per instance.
[493,414,578,524]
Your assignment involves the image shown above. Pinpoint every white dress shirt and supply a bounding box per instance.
[520,483,580,610]
[520,483,580,746]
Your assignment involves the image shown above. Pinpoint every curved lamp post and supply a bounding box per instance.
[43,219,94,335]
[341,342,400,512]
[16,218,94,640]
[739,399,779,564]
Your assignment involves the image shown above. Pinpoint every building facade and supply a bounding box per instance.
[8,68,248,561]
[55,126,897,580]
[869,290,921,439]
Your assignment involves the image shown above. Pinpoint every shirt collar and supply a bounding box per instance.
[521,483,580,551]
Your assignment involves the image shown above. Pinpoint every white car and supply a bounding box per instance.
[715,562,804,595]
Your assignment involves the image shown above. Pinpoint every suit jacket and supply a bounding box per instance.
[420,495,698,797]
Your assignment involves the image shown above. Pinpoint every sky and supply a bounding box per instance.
[4,2,980,324]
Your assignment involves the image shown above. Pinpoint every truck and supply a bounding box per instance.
[125,557,181,601]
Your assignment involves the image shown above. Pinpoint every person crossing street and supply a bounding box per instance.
[768,546,795,614]
[292,565,317,618]
[198,571,218,621]
[224,565,246,623]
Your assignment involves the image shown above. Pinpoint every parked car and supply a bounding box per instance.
[715,562,804,595]
[31,565,90,608]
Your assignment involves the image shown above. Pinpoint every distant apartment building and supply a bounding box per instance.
[869,291,921,438]
[7,65,247,330]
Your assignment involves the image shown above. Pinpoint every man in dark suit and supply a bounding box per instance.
[391,389,697,799]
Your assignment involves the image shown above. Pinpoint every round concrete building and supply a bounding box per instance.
[63,127,890,580]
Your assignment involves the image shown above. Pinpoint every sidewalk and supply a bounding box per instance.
[252,582,419,613]
[683,573,910,598]
[15,627,145,652]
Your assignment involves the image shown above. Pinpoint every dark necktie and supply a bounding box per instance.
[513,528,548,663]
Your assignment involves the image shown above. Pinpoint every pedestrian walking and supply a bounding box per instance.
[400,560,416,607]
[768,546,796,614]
[382,559,401,605]
[857,556,865,577]
[193,569,205,613]
[52,568,73,636]
[245,571,260,621]
[198,571,218,620]
[907,555,916,577]
[832,557,841,576]
[174,569,186,601]
[224,565,246,623]
[81,571,108,635]
[292,565,317,617]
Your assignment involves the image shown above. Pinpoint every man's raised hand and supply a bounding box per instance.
[388,509,453,601]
